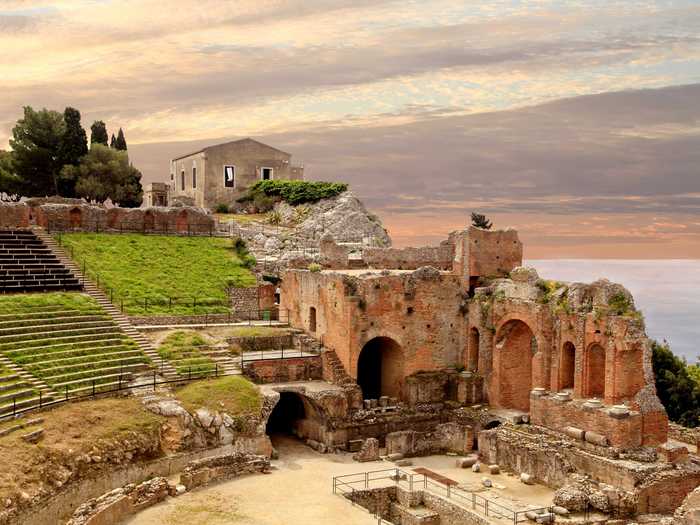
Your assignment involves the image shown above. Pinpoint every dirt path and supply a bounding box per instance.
[126,437,557,525]
[125,437,379,525]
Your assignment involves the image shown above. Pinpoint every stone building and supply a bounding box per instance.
[282,226,668,448]
[169,138,304,209]
[143,182,169,207]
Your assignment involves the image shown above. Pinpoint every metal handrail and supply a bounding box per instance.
[333,468,552,524]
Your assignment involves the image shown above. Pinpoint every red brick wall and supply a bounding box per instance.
[243,356,322,383]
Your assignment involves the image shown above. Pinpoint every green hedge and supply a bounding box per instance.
[238,180,348,206]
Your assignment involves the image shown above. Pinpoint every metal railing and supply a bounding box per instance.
[0,364,226,422]
[240,346,320,362]
[332,468,552,524]
[48,219,218,237]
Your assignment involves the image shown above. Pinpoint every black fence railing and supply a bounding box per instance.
[0,365,225,422]
[48,219,218,236]
[332,468,553,524]
[240,346,319,362]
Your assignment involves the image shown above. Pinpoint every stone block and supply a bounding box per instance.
[520,473,534,485]
[394,459,413,467]
[583,399,603,410]
[348,439,363,453]
[363,400,372,410]
[482,477,492,488]
[564,426,585,440]
[369,399,378,408]
[379,396,389,407]
[456,456,477,468]
[535,513,554,524]
[471,463,480,473]
[584,431,609,447]
[608,405,630,419]
[659,442,689,464]
[555,391,571,402]
[175,484,186,496]
[551,506,569,516]
[530,387,547,398]
[488,464,500,475]
[353,438,380,462]
[387,453,404,461]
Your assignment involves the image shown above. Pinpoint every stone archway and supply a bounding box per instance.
[357,337,404,400]
[494,319,536,412]
[266,391,307,436]
[584,343,606,398]
[468,327,480,372]
[560,341,576,390]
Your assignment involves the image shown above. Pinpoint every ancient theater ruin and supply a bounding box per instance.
[277,225,700,519]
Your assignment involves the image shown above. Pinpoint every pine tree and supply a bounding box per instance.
[471,212,493,230]
[58,107,88,196]
[90,121,109,146]
[115,128,127,151]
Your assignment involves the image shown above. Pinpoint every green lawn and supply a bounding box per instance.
[157,331,216,375]
[0,292,99,315]
[176,375,261,416]
[57,233,257,315]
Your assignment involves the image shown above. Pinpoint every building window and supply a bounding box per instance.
[181,170,185,191]
[192,166,197,189]
[224,165,235,188]
[261,167,273,180]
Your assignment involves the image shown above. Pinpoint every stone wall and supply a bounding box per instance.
[33,203,215,233]
[179,452,270,490]
[361,245,454,271]
[0,202,30,228]
[451,226,522,280]
[229,286,262,312]
[385,422,474,457]
[243,356,323,383]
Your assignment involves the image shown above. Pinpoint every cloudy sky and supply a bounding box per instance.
[2,1,700,257]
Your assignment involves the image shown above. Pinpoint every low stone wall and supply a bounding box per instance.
[179,452,270,490]
[530,394,644,449]
[0,202,30,228]
[385,423,474,457]
[669,422,700,448]
[421,491,489,525]
[243,356,322,383]
[362,245,454,271]
[228,334,294,351]
[130,313,234,326]
[66,477,169,525]
[230,287,260,312]
[404,371,484,406]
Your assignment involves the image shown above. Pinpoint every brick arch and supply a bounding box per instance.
[357,336,404,400]
[583,343,606,399]
[264,390,326,444]
[560,341,576,390]
[493,319,537,412]
[69,207,82,229]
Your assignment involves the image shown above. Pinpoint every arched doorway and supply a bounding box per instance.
[357,337,404,399]
[560,342,576,390]
[266,392,306,436]
[585,343,606,398]
[468,327,480,372]
[495,320,536,412]
[69,207,82,229]
[309,307,317,332]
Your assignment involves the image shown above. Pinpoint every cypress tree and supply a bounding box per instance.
[90,121,109,146]
[59,107,88,166]
[115,128,127,151]
[110,134,117,148]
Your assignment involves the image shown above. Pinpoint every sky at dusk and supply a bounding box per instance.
[2,1,700,257]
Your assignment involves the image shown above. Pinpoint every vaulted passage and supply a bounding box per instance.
[469,327,480,371]
[495,320,536,412]
[266,392,306,436]
[357,337,404,399]
[561,341,576,390]
[585,344,606,398]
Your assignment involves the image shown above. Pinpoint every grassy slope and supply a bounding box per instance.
[0,292,99,314]
[157,331,216,375]
[58,233,257,315]
[0,398,163,500]
[176,376,261,416]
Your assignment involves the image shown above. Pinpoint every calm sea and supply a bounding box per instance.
[528,260,700,363]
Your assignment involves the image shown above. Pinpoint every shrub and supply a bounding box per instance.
[238,180,348,206]
[608,292,634,315]
[232,237,256,269]
[266,210,282,225]
[308,263,322,273]
[214,203,229,213]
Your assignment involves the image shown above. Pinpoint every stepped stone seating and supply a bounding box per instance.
[0,364,39,416]
[0,230,81,293]
[0,300,151,411]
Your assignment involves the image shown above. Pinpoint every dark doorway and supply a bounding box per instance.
[357,337,403,399]
[266,392,306,435]
[309,307,317,332]
[561,342,576,390]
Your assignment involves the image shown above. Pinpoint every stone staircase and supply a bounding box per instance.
[34,228,179,381]
[321,348,355,386]
[0,359,55,417]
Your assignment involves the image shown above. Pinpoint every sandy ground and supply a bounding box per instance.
[125,436,558,525]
